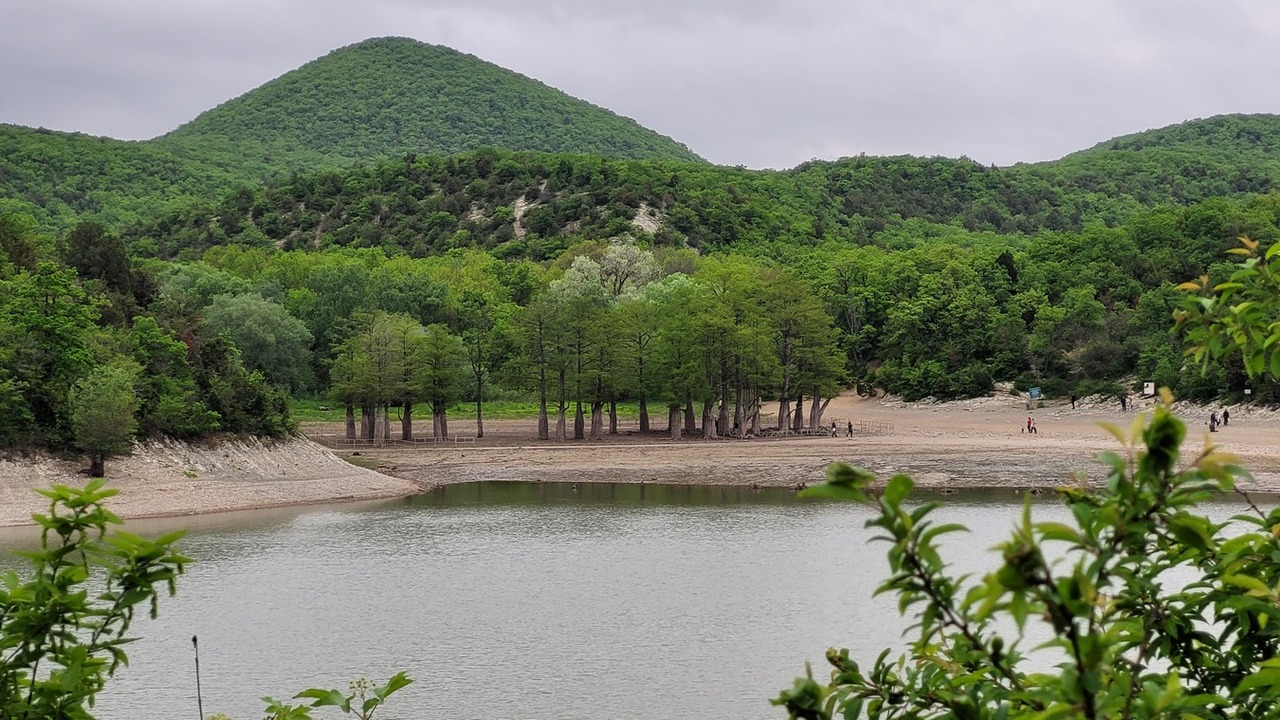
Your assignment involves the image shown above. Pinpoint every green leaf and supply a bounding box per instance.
[825,462,874,489]
[799,483,867,503]
[883,474,913,507]
[1034,522,1080,543]
[295,688,351,711]
[1168,514,1214,553]
[1223,574,1271,594]
[920,523,968,544]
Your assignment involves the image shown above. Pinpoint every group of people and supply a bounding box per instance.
[1209,409,1230,432]
[1022,416,1037,434]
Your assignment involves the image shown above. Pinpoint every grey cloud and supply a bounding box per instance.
[3,0,1280,167]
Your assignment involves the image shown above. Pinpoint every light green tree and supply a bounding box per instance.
[205,293,316,393]
[69,362,140,477]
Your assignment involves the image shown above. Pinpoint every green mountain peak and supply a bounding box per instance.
[163,36,702,163]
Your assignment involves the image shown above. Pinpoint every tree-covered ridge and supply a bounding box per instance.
[125,143,1280,263]
[0,124,299,233]
[1075,113,1280,156]
[163,37,703,164]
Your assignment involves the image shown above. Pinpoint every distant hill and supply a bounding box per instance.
[163,37,702,165]
[1015,114,1280,223]
[1074,113,1280,157]
[0,37,702,233]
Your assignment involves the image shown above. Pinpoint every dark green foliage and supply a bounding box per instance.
[127,316,220,438]
[191,334,294,436]
[0,234,293,449]
[125,125,1280,266]
[164,37,701,165]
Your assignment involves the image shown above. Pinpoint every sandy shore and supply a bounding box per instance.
[342,392,1280,495]
[1,391,1275,528]
[0,436,423,527]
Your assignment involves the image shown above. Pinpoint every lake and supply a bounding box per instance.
[0,482,1251,720]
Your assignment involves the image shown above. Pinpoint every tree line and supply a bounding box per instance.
[4,176,1280,469]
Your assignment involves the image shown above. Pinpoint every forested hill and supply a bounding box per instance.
[1022,114,1280,218]
[129,120,1280,261]
[0,37,701,233]
[1073,113,1280,156]
[164,37,702,164]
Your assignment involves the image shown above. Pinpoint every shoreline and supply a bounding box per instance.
[1,392,1277,529]
[0,435,424,528]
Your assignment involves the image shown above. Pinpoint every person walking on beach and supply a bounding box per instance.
[1209,411,1219,432]
[1120,394,1127,412]
[1070,393,1077,410]
[1223,408,1230,426]
[1026,417,1037,434]
[846,420,853,438]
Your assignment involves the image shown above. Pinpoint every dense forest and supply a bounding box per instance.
[4,36,1280,461]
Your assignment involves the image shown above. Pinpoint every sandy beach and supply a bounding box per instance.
[343,391,1280,494]
[0,391,1275,528]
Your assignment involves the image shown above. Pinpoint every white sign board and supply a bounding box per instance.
[1143,381,1155,397]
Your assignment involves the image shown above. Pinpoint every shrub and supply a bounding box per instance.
[0,481,188,718]
[776,394,1280,718]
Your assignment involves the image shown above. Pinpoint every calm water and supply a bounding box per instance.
[0,483,1254,720]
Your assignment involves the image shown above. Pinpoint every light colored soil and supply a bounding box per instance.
[316,391,1280,497]
[0,436,423,528]
[1,390,1273,528]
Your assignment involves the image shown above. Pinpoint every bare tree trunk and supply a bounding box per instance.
[402,401,413,441]
[381,404,391,442]
[639,395,649,433]
[718,386,730,438]
[777,398,791,431]
[590,401,604,440]
[473,360,486,439]
[810,393,833,431]
[436,407,449,438]
[749,392,763,436]
[556,371,567,441]
[345,403,356,439]
[733,386,745,437]
[361,404,374,439]
[537,371,549,440]
[574,400,585,440]
[792,395,805,432]
[608,398,618,435]
[702,400,719,439]
[669,405,682,440]
[89,453,105,478]
[684,397,696,433]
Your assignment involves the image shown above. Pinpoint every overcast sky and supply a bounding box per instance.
[3,0,1279,169]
